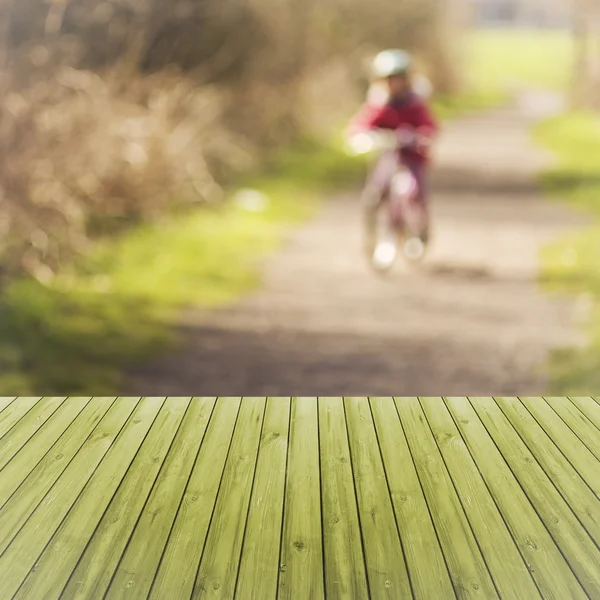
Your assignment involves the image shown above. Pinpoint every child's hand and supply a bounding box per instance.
[414,128,435,157]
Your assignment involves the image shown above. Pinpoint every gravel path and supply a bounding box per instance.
[128,95,586,395]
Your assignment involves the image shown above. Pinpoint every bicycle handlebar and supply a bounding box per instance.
[346,127,426,156]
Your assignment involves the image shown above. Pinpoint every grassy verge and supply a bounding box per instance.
[0,139,367,393]
[432,89,507,120]
[533,112,600,392]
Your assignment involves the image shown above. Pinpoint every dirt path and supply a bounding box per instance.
[128,95,586,395]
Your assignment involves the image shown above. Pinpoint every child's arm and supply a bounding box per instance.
[347,102,397,137]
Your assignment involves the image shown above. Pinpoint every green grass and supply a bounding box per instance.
[0,139,367,394]
[533,112,600,392]
[432,89,508,120]
[433,28,572,119]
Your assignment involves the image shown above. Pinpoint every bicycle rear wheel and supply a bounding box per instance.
[399,195,429,264]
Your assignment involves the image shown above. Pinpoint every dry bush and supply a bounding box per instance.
[0,61,251,280]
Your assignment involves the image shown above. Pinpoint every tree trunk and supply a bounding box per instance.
[594,18,600,109]
[571,10,592,108]
[291,0,310,75]
[422,0,464,94]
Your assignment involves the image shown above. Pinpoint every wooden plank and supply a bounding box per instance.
[370,397,454,600]
[0,397,117,547]
[192,397,267,599]
[0,397,16,414]
[498,398,600,546]
[316,397,369,600]
[235,398,290,600]
[0,397,141,598]
[3,395,597,600]
[147,398,241,600]
[0,397,67,471]
[12,397,168,600]
[447,398,588,599]
[569,397,600,430]
[105,398,214,600]
[64,398,215,600]
[519,398,600,500]
[468,398,600,598]
[0,398,91,506]
[344,397,412,599]
[395,398,498,600]
[545,397,600,460]
[278,397,325,600]
[420,398,541,600]
[0,397,42,439]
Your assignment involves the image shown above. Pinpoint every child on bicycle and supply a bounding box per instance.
[347,49,439,250]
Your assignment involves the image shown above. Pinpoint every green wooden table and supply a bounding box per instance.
[0,397,599,599]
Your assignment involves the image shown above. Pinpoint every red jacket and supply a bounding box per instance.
[349,91,439,163]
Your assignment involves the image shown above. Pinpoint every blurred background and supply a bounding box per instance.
[0,0,598,393]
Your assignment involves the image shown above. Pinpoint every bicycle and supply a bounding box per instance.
[346,127,430,273]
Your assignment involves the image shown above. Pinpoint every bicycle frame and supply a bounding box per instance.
[388,164,419,229]
[346,128,429,270]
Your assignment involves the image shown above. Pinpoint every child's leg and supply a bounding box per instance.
[402,158,430,240]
